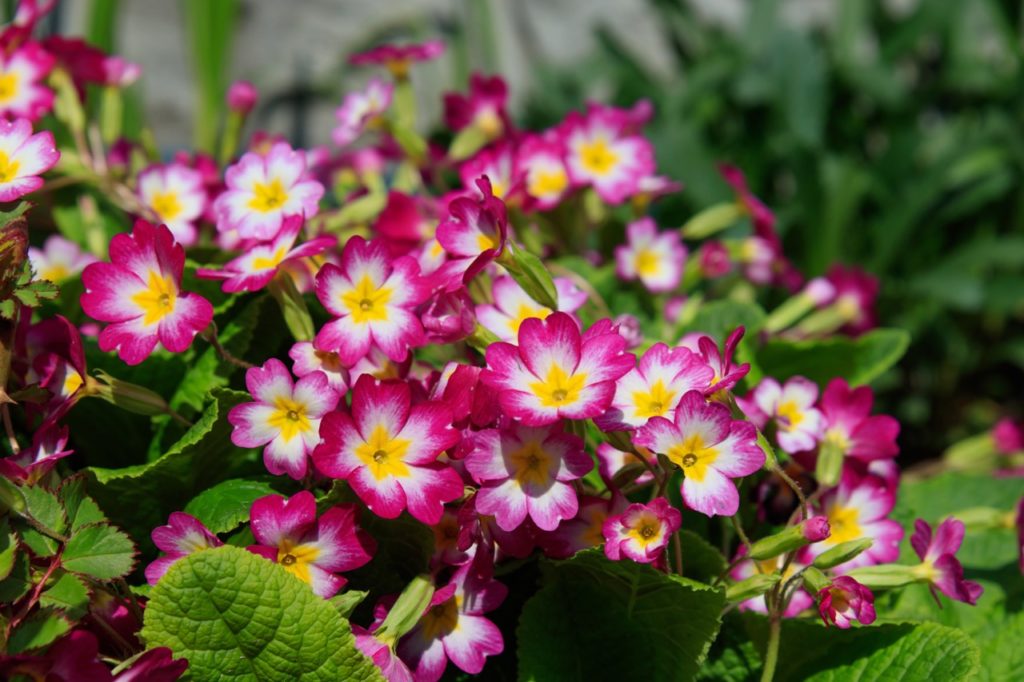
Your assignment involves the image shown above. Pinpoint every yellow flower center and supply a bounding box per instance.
[825,504,863,545]
[251,247,288,271]
[40,264,70,283]
[777,400,805,431]
[63,370,84,397]
[0,150,21,184]
[507,303,552,336]
[530,364,587,408]
[509,440,553,487]
[476,109,504,138]
[627,512,664,548]
[634,249,660,277]
[477,232,498,251]
[248,178,290,213]
[631,379,677,419]
[354,424,411,480]
[666,433,719,482]
[0,72,18,103]
[266,396,312,442]
[578,137,618,176]
[824,426,851,453]
[276,538,320,585]
[341,274,392,324]
[131,270,178,325]
[528,168,568,198]
[421,596,460,640]
[150,190,183,222]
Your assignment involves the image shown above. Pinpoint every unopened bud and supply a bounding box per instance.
[681,202,745,240]
[375,574,435,646]
[748,517,831,561]
[815,438,844,488]
[812,538,873,569]
[844,563,917,590]
[801,565,830,594]
[226,80,258,115]
[90,370,171,417]
[726,573,782,602]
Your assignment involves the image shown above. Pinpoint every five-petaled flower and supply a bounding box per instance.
[145,512,222,585]
[314,235,430,366]
[910,517,983,605]
[602,497,681,564]
[137,162,207,246]
[614,217,687,293]
[314,375,463,524]
[228,358,341,480]
[28,235,95,283]
[214,141,325,240]
[743,376,824,454]
[248,491,375,598]
[0,117,59,201]
[466,421,591,532]
[818,377,900,462]
[562,104,655,205]
[397,565,507,681]
[333,78,393,147]
[81,220,214,365]
[197,215,335,293]
[0,43,54,120]
[475,275,586,342]
[634,390,764,517]
[481,313,634,426]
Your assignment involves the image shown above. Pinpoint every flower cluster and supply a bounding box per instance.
[1,15,1007,682]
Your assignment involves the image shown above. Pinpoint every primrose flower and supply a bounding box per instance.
[0,43,55,120]
[817,576,876,629]
[333,78,393,147]
[444,72,508,138]
[349,40,445,78]
[28,235,95,283]
[436,176,508,285]
[540,494,628,559]
[516,133,570,211]
[719,164,779,246]
[910,517,983,605]
[466,421,591,532]
[248,491,375,598]
[744,376,824,454]
[562,104,655,205]
[81,220,214,365]
[602,497,681,564]
[475,275,586,342]
[460,145,516,201]
[634,390,764,517]
[354,626,415,682]
[137,163,207,246]
[397,566,507,681]
[596,342,714,431]
[214,141,325,240]
[288,341,349,393]
[0,423,72,484]
[228,358,341,480]
[826,264,879,335]
[690,326,750,396]
[818,378,899,461]
[0,117,58,201]
[481,313,635,426]
[994,418,1024,454]
[145,512,222,585]
[197,216,335,293]
[313,375,462,525]
[614,217,687,293]
[806,473,903,571]
[314,236,430,366]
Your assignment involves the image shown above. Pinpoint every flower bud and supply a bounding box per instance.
[680,202,744,240]
[748,516,831,561]
[612,314,643,349]
[812,538,873,569]
[374,574,435,646]
[226,80,258,115]
[801,565,830,594]
[422,290,475,344]
[726,572,781,602]
[844,563,918,590]
[90,370,172,417]
[815,437,845,488]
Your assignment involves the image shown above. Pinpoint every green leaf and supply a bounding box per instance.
[767,617,980,681]
[183,0,238,153]
[7,608,72,654]
[62,524,136,580]
[698,613,761,682]
[517,550,724,681]
[680,300,766,342]
[40,571,91,619]
[0,517,17,580]
[679,529,728,583]
[142,545,382,681]
[21,485,67,536]
[977,610,1024,682]
[17,524,59,557]
[756,328,910,387]
[183,478,279,534]
[86,388,260,554]
[0,552,32,602]
[59,476,108,533]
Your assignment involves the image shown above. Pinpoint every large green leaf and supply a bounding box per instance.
[142,545,381,681]
[755,328,909,387]
[517,550,724,681]
[61,523,136,580]
[86,389,261,555]
[977,610,1024,682]
[183,478,280,534]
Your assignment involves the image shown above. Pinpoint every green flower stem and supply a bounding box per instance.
[761,615,781,682]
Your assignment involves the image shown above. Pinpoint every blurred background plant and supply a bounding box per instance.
[21,0,1024,466]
